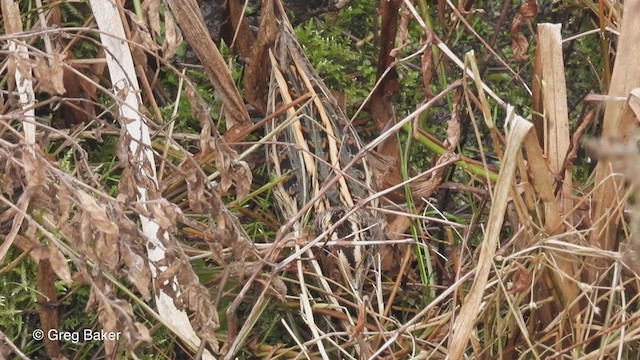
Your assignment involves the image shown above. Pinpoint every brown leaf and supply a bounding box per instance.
[510,0,538,62]
[509,262,532,294]
[155,263,182,291]
[128,12,159,65]
[232,161,252,200]
[162,11,183,60]
[511,33,530,62]
[34,55,66,95]
[22,147,45,195]
[178,285,220,351]
[421,35,435,98]
[412,152,458,199]
[76,191,119,268]
[57,182,72,226]
[76,191,119,236]
[129,322,152,348]
[184,163,205,213]
[92,290,119,356]
[121,240,151,300]
[48,245,73,284]
[255,275,287,302]
[446,99,461,151]
[148,198,183,232]
[143,0,162,36]
[87,284,151,354]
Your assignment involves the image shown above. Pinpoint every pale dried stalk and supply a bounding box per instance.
[535,23,579,317]
[87,1,213,358]
[591,0,640,253]
[447,107,532,359]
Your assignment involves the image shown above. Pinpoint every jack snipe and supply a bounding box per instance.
[265,22,385,292]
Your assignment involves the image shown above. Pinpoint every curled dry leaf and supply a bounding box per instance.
[255,275,287,302]
[154,263,182,295]
[127,10,160,68]
[511,0,538,62]
[179,286,220,352]
[206,132,252,199]
[143,0,163,36]
[509,261,532,294]
[151,253,221,351]
[34,55,66,95]
[21,147,45,195]
[120,236,152,301]
[412,152,459,199]
[87,285,151,356]
[57,182,72,226]
[398,3,411,48]
[446,100,461,151]
[0,156,17,197]
[365,151,396,191]
[146,198,183,233]
[184,162,206,213]
[87,286,119,357]
[77,191,120,269]
[188,84,253,201]
[230,160,252,200]
[162,12,183,60]
[216,211,250,260]
[421,33,435,98]
[47,244,73,284]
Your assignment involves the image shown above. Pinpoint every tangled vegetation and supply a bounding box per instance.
[1,0,640,359]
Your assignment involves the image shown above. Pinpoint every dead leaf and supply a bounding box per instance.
[509,262,532,294]
[48,244,73,284]
[143,0,162,36]
[22,147,45,195]
[56,182,72,226]
[445,97,461,151]
[76,191,119,236]
[511,0,538,62]
[421,34,435,98]
[162,11,183,60]
[76,191,119,268]
[34,55,66,95]
[121,240,151,300]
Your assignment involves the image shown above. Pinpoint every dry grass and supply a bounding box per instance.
[2,0,640,359]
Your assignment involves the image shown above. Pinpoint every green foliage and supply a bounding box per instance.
[295,3,378,103]
[0,250,98,357]
[60,2,86,26]
[0,253,39,340]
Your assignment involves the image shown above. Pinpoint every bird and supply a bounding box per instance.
[265,21,385,293]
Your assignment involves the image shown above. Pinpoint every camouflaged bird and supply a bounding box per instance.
[265,22,385,291]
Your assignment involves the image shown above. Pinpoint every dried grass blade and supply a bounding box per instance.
[465,51,504,159]
[534,23,579,318]
[164,0,250,128]
[591,0,640,252]
[522,132,560,232]
[537,24,570,177]
[448,107,531,359]
[296,245,331,360]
